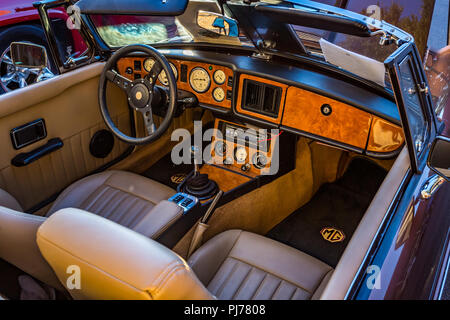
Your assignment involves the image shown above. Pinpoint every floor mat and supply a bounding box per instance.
[266,158,387,267]
[142,152,194,190]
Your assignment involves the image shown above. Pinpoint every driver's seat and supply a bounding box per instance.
[0,170,178,289]
[46,170,176,229]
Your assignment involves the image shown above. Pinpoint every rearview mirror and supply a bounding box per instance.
[196,11,239,38]
[427,136,450,181]
[10,42,48,69]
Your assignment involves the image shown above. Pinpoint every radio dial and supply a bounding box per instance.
[253,153,268,169]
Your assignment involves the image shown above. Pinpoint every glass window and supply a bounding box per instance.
[90,0,252,48]
[398,56,428,154]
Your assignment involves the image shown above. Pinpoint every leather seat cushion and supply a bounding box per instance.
[46,170,176,230]
[188,230,333,300]
[0,188,23,212]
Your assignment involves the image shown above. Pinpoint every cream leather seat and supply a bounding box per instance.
[46,170,175,229]
[0,170,178,289]
[37,209,333,300]
[188,230,333,300]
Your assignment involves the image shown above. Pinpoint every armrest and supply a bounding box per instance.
[36,208,213,300]
[132,200,183,239]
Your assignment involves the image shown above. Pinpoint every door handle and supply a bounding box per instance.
[421,174,445,199]
[11,138,63,167]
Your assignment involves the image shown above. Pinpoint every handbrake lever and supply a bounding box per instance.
[187,191,224,258]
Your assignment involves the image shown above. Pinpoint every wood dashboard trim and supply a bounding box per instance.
[367,116,405,153]
[282,86,373,150]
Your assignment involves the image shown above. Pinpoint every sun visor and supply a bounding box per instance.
[77,0,188,16]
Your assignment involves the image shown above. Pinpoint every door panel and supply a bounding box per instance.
[0,63,131,210]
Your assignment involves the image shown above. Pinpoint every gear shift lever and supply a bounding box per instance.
[182,144,219,200]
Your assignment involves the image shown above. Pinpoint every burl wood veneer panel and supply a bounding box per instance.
[282,86,372,149]
[367,116,404,153]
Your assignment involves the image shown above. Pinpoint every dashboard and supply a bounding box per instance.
[117,57,233,110]
[116,51,405,158]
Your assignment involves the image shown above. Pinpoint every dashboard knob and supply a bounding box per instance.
[253,153,268,169]
[214,141,227,157]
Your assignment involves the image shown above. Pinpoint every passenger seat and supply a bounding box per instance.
[36,209,333,300]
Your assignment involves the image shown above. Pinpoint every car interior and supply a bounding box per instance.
[0,0,414,300]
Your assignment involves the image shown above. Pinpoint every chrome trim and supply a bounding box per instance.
[421,174,446,199]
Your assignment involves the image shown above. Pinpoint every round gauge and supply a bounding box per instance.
[213,69,226,85]
[214,141,226,157]
[234,147,248,163]
[252,153,268,169]
[158,63,178,86]
[189,67,211,93]
[143,58,155,72]
[212,87,225,102]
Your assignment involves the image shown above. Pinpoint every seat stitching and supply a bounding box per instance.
[80,185,110,211]
[125,201,149,229]
[107,193,137,223]
[231,265,253,300]
[227,256,312,294]
[213,259,239,298]
[115,197,141,226]
[203,230,243,287]
[251,273,268,300]
[149,208,183,239]
[269,279,283,300]
[104,181,159,205]
[91,189,121,218]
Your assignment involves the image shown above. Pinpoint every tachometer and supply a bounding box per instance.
[189,67,211,93]
[158,63,178,86]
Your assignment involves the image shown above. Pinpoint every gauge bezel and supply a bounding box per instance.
[212,87,225,102]
[214,141,226,157]
[189,67,211,93]
[213,69,226,85]
[143,58,155,72]
[234,146,248,163]
[158,62,178,86]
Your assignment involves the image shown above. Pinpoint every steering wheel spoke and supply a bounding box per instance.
[100,44,177,145]
[146,61,163,86]
[139,107,157,135]
[106,69,132,92]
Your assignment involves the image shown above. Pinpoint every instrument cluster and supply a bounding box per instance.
[117,57,234,109]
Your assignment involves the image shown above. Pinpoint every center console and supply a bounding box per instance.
[155,118,297,248]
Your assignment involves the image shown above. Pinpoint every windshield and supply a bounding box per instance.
[90,0,253,48]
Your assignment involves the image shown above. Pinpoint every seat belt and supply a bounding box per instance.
[187,191,223,258]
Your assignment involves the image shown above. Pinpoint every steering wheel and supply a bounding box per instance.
[99,44,177,145]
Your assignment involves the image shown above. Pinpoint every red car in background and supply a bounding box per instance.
[0,0,86,93]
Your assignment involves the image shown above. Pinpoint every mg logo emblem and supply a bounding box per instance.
[320,227,345,243]
[171,173,187,184]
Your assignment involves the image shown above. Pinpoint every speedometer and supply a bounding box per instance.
[189,67,211,93]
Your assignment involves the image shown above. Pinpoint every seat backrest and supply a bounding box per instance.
[37,208,214,300]
[0,189,62,289]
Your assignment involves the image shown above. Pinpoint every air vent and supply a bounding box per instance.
[242,79,281,118]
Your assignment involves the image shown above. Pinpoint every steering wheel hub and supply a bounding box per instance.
[129,81,151,109]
